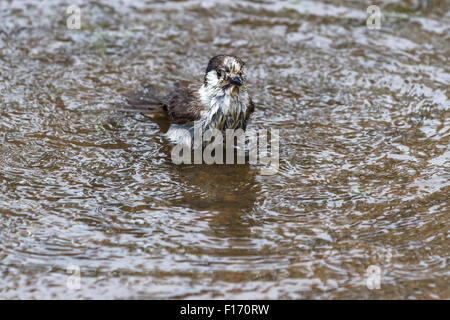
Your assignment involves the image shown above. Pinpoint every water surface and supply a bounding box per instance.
[0,0,449,299]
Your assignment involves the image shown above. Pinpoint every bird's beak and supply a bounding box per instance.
[229,76,243,86]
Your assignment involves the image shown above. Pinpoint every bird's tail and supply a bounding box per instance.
[114,84,168,113]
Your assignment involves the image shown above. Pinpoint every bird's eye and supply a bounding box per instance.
[216,70,221,78]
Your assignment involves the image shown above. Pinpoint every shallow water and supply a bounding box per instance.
[0,0,449,299]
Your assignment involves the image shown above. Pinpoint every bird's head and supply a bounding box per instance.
[204,55,246,92]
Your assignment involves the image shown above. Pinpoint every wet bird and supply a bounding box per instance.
[118,55,255,147]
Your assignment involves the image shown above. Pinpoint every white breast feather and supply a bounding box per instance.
[166,70,250,147]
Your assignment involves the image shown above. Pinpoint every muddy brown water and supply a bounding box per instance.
[0,0,449,299]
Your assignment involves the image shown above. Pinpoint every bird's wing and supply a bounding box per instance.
[241,96,255,130]
[248,97,255,115]
[163,86,206,125]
